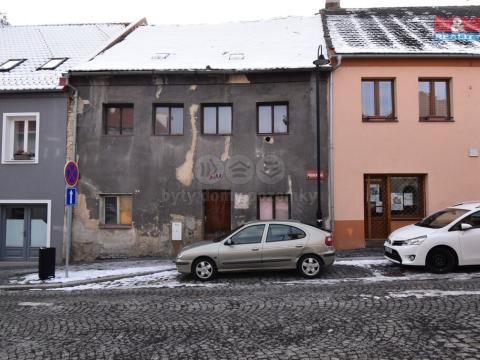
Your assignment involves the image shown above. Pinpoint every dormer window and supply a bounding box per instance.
[37,58,68,70]
[0,59,26,72]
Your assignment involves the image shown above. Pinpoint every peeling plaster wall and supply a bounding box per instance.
[70,72,329,261]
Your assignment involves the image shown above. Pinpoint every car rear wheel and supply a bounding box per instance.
[192,258,217,281]
[298,255,323,278]
[426,247,456,274]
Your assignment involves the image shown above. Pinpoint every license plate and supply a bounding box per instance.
[385,246,393,254]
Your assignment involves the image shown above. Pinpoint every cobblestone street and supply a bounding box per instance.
[1,262,480,359]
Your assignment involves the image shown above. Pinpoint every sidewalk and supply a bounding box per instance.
[0,258,176,290]
[0,249,385,291]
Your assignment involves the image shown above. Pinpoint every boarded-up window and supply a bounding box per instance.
[258,194,291,220]
[101,194,132,226]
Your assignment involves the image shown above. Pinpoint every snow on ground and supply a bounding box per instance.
[10,261,175,285]
[386,289,480,299]
[335,259,390,267]
[56,270,223,291]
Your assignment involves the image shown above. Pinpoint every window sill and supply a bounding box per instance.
[99,224,132,230]
[257,132,289,136]
[419,117,454,122]
[1,159,37,165]
[201,133,233,136]
[362,117,398,123]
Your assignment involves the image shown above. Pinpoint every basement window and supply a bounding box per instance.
[100,194,132,228]
[0,59,26,72]
[38,58,68,70]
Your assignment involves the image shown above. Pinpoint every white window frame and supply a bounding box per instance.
[0,199,51,247]
[1,112,40,164]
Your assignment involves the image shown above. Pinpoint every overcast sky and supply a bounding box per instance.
[2,0,480,25]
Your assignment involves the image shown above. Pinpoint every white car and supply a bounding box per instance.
[384,202,480,273]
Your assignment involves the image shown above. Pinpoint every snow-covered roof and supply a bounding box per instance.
[323,6,480,56]
[73,16,327,73]
[0,23,128,91]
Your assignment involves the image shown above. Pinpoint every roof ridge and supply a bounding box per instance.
[6,22,129,28]
[145,15,318,28]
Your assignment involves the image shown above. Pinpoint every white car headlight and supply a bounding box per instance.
[177,251,184,259]
[404,235,427,246]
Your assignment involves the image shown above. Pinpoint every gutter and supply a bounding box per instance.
[327,55,342,232]
[333,53,480,59]
[69,67,332,77]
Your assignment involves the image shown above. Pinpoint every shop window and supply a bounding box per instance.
[258,194,290,220]
[202,104,232,135]
[153,105,183,135]
[104,104,134,135]
[361,79,395,121]
[100,194,132,227]
[389,176,425,218]
[257,102,288,134]
[418,79,451,121]
[1,113,39,164]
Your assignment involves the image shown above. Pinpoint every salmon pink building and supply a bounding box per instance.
[322,5,480,249]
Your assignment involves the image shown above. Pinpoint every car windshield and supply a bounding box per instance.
[416,208,469,229]
[212,226,242,243]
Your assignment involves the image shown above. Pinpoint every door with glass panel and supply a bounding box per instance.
[1,205,48,260]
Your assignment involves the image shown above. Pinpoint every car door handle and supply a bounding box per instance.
[251,248,260,251]
[295,245,303,248]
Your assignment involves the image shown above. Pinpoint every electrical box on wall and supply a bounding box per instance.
[468,148,479,157]
[172,222,182,241]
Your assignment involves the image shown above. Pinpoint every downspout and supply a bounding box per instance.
[63,76,78,277]
[327,55,342,232]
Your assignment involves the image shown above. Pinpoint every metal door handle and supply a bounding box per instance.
[295,245,303,248]
[251,248,260,251]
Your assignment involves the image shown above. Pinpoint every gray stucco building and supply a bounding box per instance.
[70,17,331,260]
[0,23,128,261]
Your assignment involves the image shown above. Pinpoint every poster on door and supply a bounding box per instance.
[370,184,380,203]
[391,193,404,211]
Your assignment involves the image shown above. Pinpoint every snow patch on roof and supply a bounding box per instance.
[0,23,127,91]
[73,16,327,72]
[324,6,480,55]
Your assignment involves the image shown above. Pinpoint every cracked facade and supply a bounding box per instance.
[69,72,330,260]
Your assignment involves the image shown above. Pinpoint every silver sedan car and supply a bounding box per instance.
[175,221,335,281]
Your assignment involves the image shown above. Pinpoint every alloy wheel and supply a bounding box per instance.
[195,260,213,280]
[301,257,320,276]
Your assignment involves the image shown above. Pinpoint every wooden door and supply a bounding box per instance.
[365,176,389,240]
[204,190,231,240]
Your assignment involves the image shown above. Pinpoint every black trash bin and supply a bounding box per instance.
[39,247,56,280]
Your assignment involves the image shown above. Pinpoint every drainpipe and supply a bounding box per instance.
[62,75,78,278]
[327,55,342,232]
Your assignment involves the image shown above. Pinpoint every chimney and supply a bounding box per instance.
[325,0,341,9]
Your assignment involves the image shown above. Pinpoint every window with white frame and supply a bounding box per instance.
[2,113,40,163]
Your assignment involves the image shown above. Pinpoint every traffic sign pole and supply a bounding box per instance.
[64,161,79,278]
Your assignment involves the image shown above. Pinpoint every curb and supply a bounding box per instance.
[0,267,176,291]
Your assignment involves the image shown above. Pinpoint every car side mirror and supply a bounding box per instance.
[460,223,473,231]
[224,239,233,245]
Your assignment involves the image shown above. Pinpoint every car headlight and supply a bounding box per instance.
[403,235,427,246]
[177,251,184,259]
